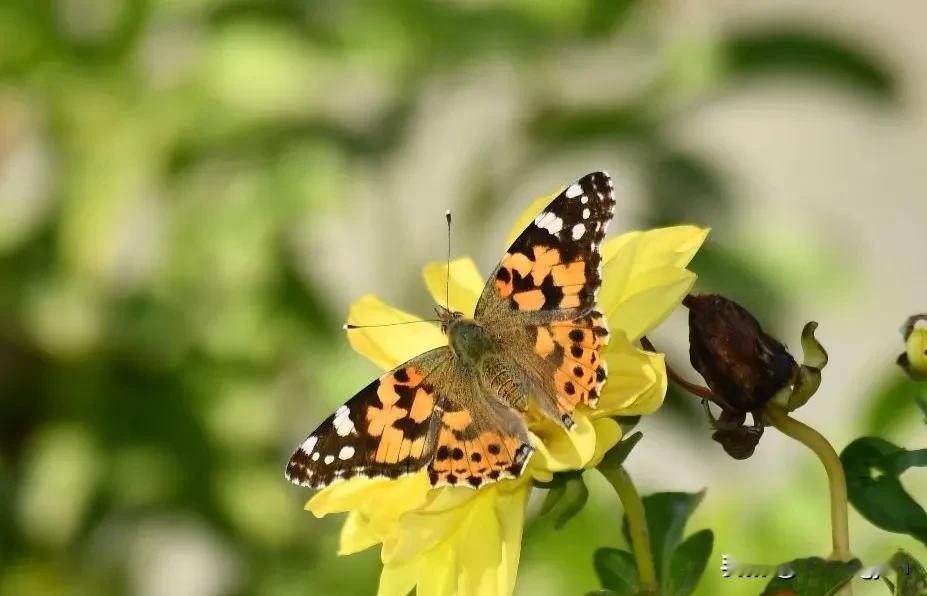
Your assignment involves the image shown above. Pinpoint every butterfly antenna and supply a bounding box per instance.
[445,209,452,309]
[343,320,441,330]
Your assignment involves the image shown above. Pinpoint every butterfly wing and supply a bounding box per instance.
[426,369,532,488]
[285,347,532,489]
[475,171,615,425]
[285,347,450,488]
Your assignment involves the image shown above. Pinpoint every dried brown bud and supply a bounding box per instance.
[703,404,765,460]
[685,294,797,415]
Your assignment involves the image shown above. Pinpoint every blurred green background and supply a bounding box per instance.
[1,1,925,595]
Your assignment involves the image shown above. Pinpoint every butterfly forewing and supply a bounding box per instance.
[285,348,534,489]
[286,348,450,488]
[478,171,616,320]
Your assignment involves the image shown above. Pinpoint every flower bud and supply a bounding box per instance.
[898,314,927,380]
[710,409,763,460]
[684,294,797,414]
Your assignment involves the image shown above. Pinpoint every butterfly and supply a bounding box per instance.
[285,172,616,489]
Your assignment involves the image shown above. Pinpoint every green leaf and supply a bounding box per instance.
[863,375,925,435]
[538,473,589,530]
[841,437,927,546]
[888,550,927,595]
[667,529,714,596]
[623,491,705,583]
[615,415,641,435]
[915,394,927,425]
[594,547,639,596]
[554,473,589,529]
[721,29,897,101]
[538,482,567,516]
[761,557,861,595]
[601,431,643,468]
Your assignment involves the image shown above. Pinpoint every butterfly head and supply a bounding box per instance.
[435,305,464,334]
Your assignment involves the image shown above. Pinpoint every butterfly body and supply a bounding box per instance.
[286,172,616,490]
[447,316,496,366]
[444,313,530,412]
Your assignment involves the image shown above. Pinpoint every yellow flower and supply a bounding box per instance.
[899,314,927,379]
[306,192,708,596]
[907,328,927,376]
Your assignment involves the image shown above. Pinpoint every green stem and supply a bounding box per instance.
[599,465,659,594]
[765,405,853,593]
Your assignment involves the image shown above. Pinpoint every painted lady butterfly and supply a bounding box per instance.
[286,172,616,489]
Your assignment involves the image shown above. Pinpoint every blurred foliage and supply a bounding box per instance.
[0,1,911,595]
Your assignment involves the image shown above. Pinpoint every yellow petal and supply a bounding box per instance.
[339,510,380,555]
[529,411,597,472]
[422,257,485,317]
[307,473,429,519]
[384,491,479,564]
[596,335,668,417]
[454,489,503,596]
[906,327,927,376]
[420,485,482,514]
[603,225,708,269]
[586,417,623,468]
[599,226,707,340]
[505,190,560,245]
[308,477,391,517]
[494,484,530,596]
[378,557,418,596]
[416,543,457,596]
[346,295,445,371]
[606,269,696,342]
[598,230,642,312]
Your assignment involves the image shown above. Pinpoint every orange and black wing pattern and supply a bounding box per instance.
[475,171,616,428]
[285,348,449,488]
[477,171,616,318]
[427,394,532,488]
[532,309,610,424]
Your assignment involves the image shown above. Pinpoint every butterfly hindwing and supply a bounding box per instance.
[533,309,610,417]
[428,386,532,488]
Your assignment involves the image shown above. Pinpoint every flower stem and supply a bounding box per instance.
[599,465,659,594]
[764,406,852,563]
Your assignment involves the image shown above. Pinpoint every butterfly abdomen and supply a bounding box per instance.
[480,356,527,411]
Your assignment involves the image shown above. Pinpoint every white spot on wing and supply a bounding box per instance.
[565,184,582,198]
[311,452,320,461]
[324,455,335,465]
[300,436,318,454]
[571,223,586,239]
[333,405,355,437]
[581,196,588,204]
[582,208,590,219]
[338,446,355,460]
[534,211,563,235]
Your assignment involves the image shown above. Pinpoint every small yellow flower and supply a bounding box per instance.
[307,192,708,596]
[899,314,927,380]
